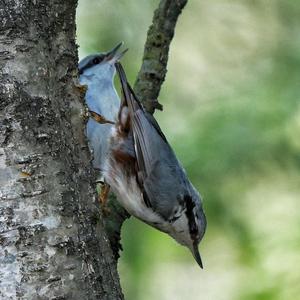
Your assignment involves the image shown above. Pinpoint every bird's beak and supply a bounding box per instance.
[190,242,203,269]
[105,42,128,63]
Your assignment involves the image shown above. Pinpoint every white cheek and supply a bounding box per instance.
[169,214,191,246]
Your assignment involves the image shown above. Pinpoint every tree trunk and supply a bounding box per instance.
[0,1,123,299]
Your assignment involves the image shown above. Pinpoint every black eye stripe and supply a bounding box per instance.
[184,195,198,238]
[93,56,104,65]
[93,57,100,64]
[79,62,93,74]
[79,56,104,74]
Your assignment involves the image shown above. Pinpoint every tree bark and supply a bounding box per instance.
[0,1,123,299]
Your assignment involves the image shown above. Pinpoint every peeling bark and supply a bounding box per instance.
[0,1,123,299]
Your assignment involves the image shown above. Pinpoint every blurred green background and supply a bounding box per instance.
[76,1,300,299]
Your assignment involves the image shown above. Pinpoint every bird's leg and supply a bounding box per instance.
[73,80,88,95]
[89,110,115,125]
[98,182,111,215]
[76,84,88,94]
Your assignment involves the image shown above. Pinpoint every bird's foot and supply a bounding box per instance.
[98,182,111,216]
[89,111,115,125]
[74,81,88,95]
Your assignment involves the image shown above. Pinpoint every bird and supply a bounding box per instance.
[102,62,207,268]
[78,43,206,268]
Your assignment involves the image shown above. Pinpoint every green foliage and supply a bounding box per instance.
[77,1,300,299]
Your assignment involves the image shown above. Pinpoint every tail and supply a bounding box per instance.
[115,62,142,115]
[115,62,168,143]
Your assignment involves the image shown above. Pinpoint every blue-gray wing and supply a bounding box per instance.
[132,109,188,220]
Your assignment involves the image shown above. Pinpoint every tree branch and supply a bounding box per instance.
[134,0,188,114]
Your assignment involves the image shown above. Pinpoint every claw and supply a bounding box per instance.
[74,82,88,94]
[89,111,115,125]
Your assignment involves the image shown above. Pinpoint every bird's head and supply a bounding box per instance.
[79,42,127,83]
[167,190,206,268]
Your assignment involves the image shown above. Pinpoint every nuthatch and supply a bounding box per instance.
[79,44,206,268]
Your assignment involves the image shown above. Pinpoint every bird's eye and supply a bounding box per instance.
[93,57,101,65]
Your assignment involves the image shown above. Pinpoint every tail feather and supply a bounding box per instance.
[115,62,168,143]
[115,62,141,114]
